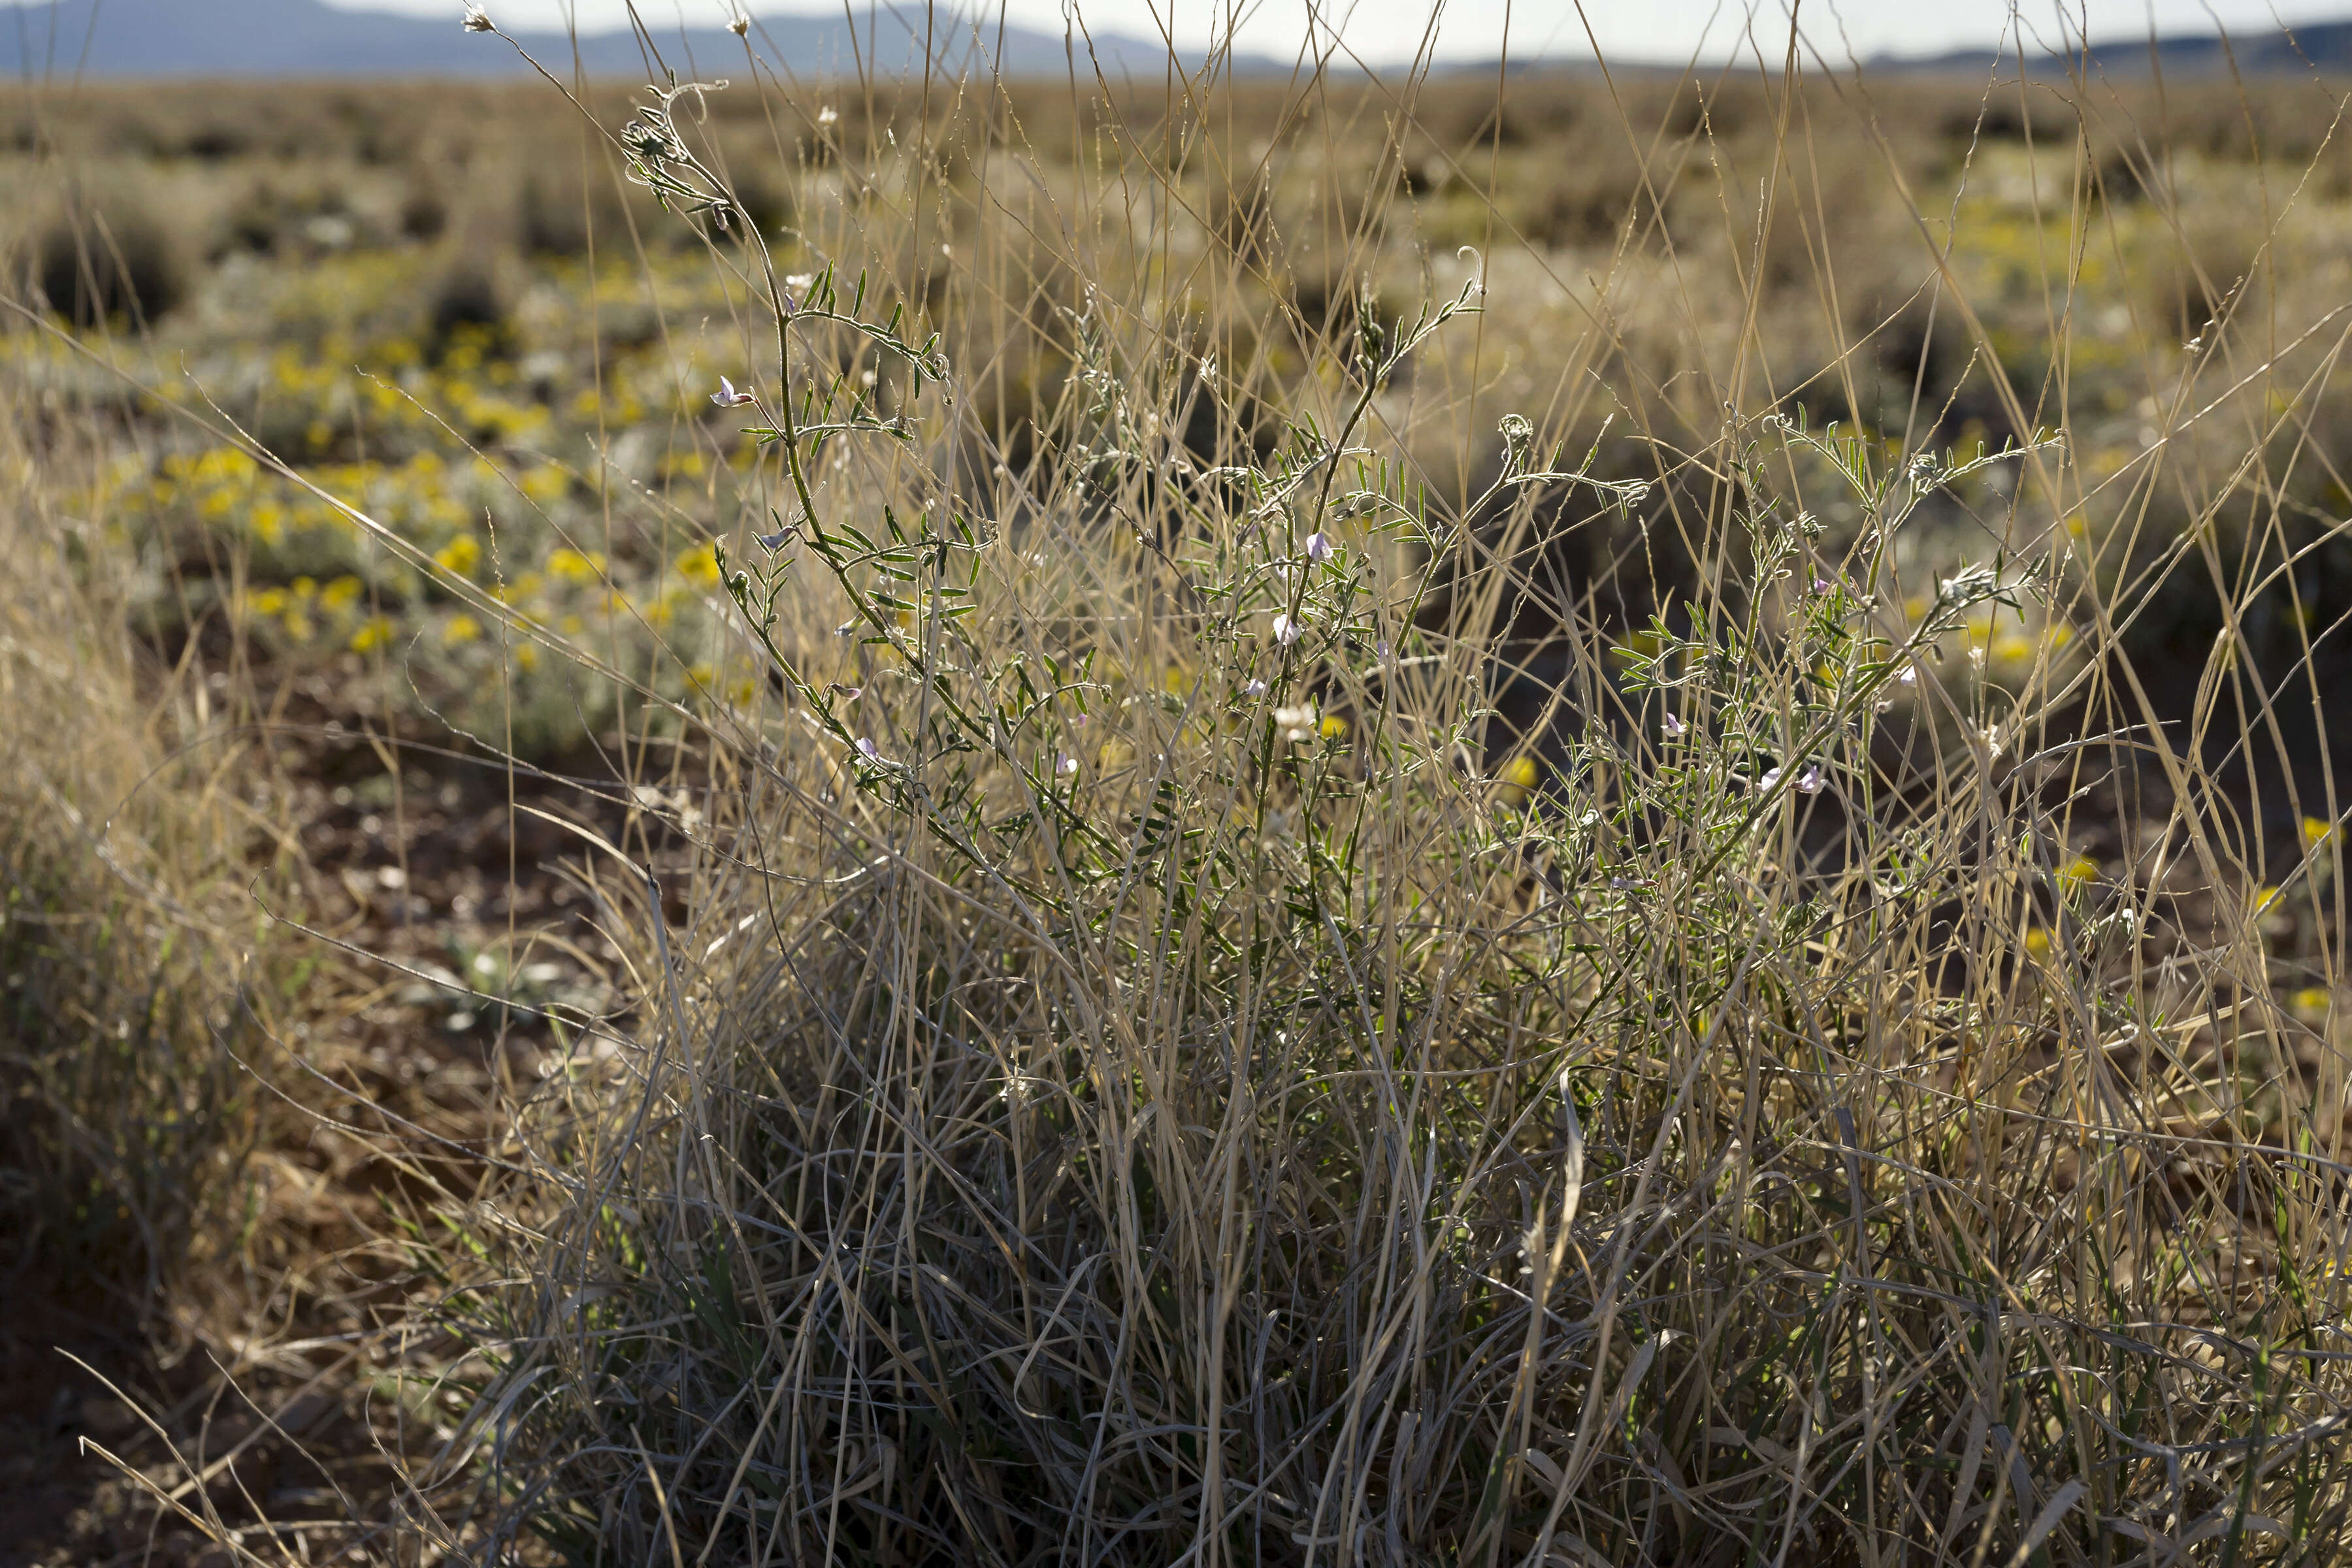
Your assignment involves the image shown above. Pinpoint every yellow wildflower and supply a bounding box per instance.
[442,613,483,647]
[2293,987,2332,1018]
[2304,816,2335,849]
[675,544,722,589]
[1497,754,1540,809]
[2254,885,2283,915]
[2055,854,2099,894]
[521,465,570,506]
[548,547,605,585]
[435,534,482,576]
[320,575,364,612]
[2024,927,2051,956]
[349,616,393,653]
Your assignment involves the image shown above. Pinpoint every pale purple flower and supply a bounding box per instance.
[855,736,881,761]
[1057,753,1079,776]
[1812,576,1833,595]
[1795,764,1825,794]
[1662,711,1686,738]
[1303,531,1331,564]
[711,376,757,409]
[1272,613,1301,647]
[1242,678,1267,698]
[1759,767,1782,791]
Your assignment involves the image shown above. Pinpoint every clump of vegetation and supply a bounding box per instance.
[375,47,2352,1568]
[33,190,184,327]
[0,343,265,1322]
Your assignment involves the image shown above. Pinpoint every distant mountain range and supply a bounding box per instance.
[1886,17,2352,76]
[0,0,1250,79]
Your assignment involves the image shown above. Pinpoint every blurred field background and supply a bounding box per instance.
[7,11,2352,1563]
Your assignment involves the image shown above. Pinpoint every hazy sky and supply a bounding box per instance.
[321,1,2352,65]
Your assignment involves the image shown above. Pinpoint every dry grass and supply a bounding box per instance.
[8,16,2352,1566]
[0,312,263,1318]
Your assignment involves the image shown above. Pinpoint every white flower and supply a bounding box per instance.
[727,9,749,35]
[1056,753,1079,776]
[710,376,756,408]
[1303,531,1331,564]
[462,4,493,31]
[1759,767,1782,791]
[1271,613,1301,647]
[1898,664,1918,686]
[785,273,815,291]
[1273,704,1318,742]
[817,106,840,125]
[1242,679,1267,698]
